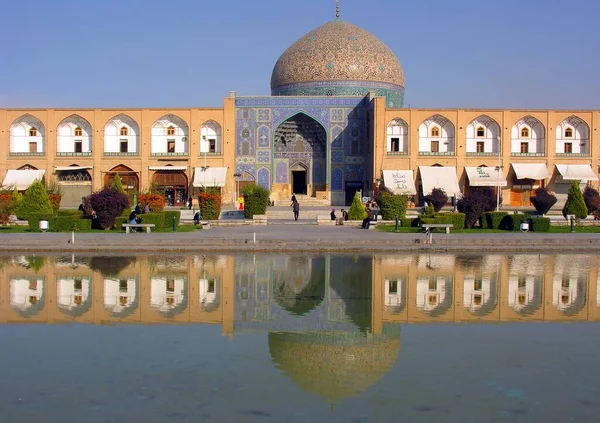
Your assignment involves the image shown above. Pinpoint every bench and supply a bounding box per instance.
[122,223,155,233]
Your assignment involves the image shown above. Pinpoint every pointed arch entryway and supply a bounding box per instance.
[104,165,139,202]
[273,112,327,198]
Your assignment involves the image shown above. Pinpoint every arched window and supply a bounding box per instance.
[74,127,83,137]
[29,128,38,137]
[431,126,440,137]
[520,127,530,138]
[166,126,175,136]
[476,127,485,137]
[120,126,128,136]
[564,128,573,138]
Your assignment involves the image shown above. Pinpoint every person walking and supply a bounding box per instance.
[292,200,300,221]
[290,193,296,205]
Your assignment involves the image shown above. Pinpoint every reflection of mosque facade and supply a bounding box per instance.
[2,6,599,208]
[2,253,600,402]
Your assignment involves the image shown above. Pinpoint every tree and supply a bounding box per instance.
[562,180,588,220]
[347,191,367,220]
[88,188,130,229]
[110,173,126,194]
[10,188,23,210]
[198,187,222,220]
[457,187,497,228]
[423,188,448,212]
[583,186,600,214]
[530,187,557,216]
[376,190,408,220]
[241,185,270,218]
[17,180,54,221]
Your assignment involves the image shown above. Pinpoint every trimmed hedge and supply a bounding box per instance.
[242,185,270,218]
[53,216,92,232]
[163,210,181,228]
[57,209,82,217]
[115,216,128,230]
[434,212,465,229]
[500,213,531,231]
[483,211,509,229]
[27,213,55,232]
[530,217,551,232]
[136,212,165,230]
[378,191,408,220]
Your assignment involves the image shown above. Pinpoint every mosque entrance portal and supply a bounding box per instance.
[292,170,307,195]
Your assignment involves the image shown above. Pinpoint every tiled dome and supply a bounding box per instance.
[270,20,405,106]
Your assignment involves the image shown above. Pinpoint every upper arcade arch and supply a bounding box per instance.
[555,115,590,156]
[57,115,93,156]
[511,115,545,156]
[104,114,140,155]
[10,114,45,154]
[151,114,189,155]
[466,115,501,155]
[386,118,408,154]
[200,120,222,155]
[418,114,455,155]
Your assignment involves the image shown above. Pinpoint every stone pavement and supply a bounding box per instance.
[0,225,599,253]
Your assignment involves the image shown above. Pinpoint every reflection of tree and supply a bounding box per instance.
[274,257,325,315]
[89,256,136,277]
[455,254,485,271]
[24,256,46,273]
[329,256,373,333]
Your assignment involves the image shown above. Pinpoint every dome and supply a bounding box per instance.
[270,20,405,107]
[269,326,401,403]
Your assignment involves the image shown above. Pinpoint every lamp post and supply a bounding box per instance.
[233,172,242,207]
[495,135,502,212]
[202,136,207,169]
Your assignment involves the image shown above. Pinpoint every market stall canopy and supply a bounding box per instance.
[418,166,461,196]
[148,166,188,171]
[54,166,93,171]
[465,167,507,187]
[193,167,227,187]
[511,163,549,180]
[382,170,416,195]
[2,169,46,190]
[555,164,598,181]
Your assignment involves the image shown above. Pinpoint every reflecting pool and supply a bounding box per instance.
[1,253,599,422]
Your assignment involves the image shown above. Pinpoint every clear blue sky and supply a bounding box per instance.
[1,0,599,109]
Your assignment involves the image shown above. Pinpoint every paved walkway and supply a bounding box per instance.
[0,225,599,253]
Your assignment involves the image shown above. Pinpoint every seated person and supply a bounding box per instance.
[341,209,349,221]
[330,209,336,221]
[193,211,202,225]
[128,211,137,225]
[361,208,374,229]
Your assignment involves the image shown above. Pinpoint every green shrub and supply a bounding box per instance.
[401,217,419,227]
[483,211,508,229]
[562,180,588,220]
[137,212,165,230]
[163,210,181,229]
[10,188,23,210]
[52,216,92,232]
[433,213,453,224]
[500,213,531,231]
[530,217,551,232]
[114,216,128,230]
[18,180,54,221]
[377,191,408,220]
[57,209,82,217]
[348,192,367,220]
[198,188,222,220]
[27,212,55,233]
[242,185,270,218]
[110,173,126,194]
[419,217,437,225]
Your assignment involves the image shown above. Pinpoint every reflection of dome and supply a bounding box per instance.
[271,20,405,107]
[269,325,401,403]
[273,257,325,315]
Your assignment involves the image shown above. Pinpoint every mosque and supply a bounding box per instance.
[1,3,598,208]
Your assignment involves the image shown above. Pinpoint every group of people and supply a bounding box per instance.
[128,203,150,226]
[330,208,349,225]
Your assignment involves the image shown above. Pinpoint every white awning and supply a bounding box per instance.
[148,166,188,171]
[382,170,416,195]
[2,169,46,191]
[511,163,549,180]
[465,167,507,187]
[55,166,93,171]
[556,164,598,181]
[193,167,227,187]
[418,166,461,196]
